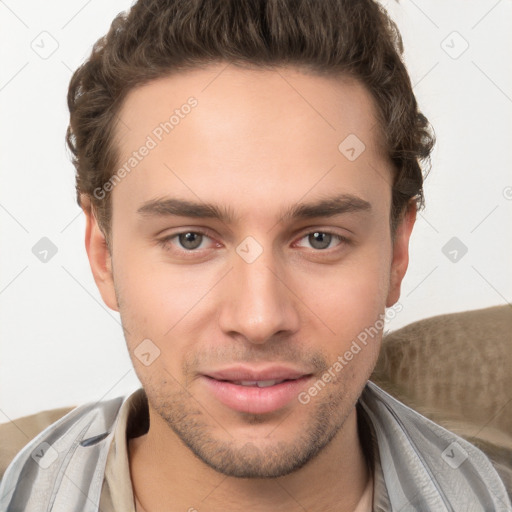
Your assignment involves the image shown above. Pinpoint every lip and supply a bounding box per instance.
[204,365,309,382]
[200,365,313,414]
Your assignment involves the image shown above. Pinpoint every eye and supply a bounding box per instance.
[295,231,349,251]
[159,231,215,252]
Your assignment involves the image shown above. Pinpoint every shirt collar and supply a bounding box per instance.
[101,387,148,512]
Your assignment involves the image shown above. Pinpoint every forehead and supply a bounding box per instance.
[111,64,392,223]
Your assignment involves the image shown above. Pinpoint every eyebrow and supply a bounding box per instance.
[137,193,371,224]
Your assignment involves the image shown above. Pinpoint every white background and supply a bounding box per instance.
[0,0,511,420]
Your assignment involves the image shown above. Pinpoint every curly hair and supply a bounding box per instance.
[66,0,435,240]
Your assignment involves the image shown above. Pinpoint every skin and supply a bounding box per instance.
[83,63,416,511]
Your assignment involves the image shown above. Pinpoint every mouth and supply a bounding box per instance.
[200,368,313,414]
[222,378,295,387]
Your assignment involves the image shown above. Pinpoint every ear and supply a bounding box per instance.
[82,196,119,311]
[385,200,416,307]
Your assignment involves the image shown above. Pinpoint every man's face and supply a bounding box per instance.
[86,64,413,478]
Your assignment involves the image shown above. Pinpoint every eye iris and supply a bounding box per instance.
[309,232,331,250]
[179,232,202,250]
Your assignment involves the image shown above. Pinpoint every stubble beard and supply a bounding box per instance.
[143,375,354,479]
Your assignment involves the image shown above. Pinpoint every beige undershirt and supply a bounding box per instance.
[353,472,374,512]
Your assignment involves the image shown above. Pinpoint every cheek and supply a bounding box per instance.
[303,244,391,370]
[111,248,187,338]
[309,244,391,325]
[113,258,200,386]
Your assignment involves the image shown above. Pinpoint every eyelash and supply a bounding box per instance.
[157,229,351,256]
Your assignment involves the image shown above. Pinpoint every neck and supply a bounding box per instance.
[129,406,370,512]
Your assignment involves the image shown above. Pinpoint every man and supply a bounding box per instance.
[1,0,510,511]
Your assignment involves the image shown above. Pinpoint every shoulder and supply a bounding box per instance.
[0,395,126,511]
[0,406,75,480]
[361,381,512,509]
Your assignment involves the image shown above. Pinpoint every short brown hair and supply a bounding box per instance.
[66,0,435,240]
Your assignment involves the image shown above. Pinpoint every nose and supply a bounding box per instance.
[217,242,300,345]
